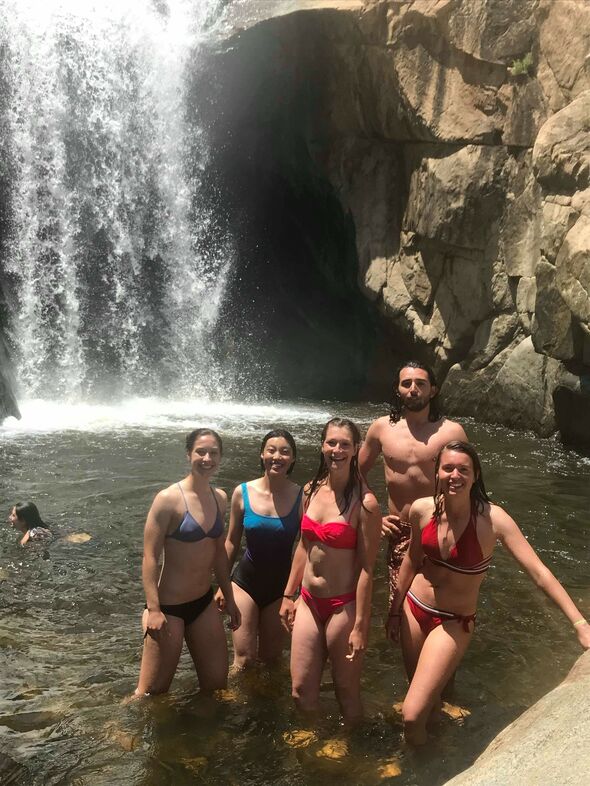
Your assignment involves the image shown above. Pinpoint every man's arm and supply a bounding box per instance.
[359,419,383,477]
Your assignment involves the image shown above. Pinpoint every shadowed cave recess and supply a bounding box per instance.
[195,18,407,402]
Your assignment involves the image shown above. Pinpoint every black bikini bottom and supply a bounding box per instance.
[159,586,214,626]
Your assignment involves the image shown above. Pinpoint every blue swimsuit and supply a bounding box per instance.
[232,482,302,608]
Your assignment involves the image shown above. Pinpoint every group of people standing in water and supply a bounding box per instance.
[134,360,590,745]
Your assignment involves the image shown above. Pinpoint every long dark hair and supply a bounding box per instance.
[259,429,297,474]
[389,360,441,424]
[185,428,223,455]
[14,501,47,529]
[433,440,491,521]
[306,418,364,514]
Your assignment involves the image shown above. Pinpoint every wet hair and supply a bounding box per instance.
[13,501,47,529]
[433,440,491,520]
[306,417,364,514]
[185,428,223,455]
[389,359,441,424]
[259,429,297,474]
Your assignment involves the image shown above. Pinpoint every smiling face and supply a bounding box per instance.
[397,366,437,413]
[322,425,358,474]
[8,507,19,528]
[437,449,476,497]
[261,436,295,477]
[188,434,221,477]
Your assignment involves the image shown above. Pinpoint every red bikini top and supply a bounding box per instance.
[301,513,358,550]
[421,513,491,575]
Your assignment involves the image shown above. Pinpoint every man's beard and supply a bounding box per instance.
[403,397,431,413]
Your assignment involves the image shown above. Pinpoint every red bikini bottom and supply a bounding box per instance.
[300,586,356,625]
[406,590,476,634]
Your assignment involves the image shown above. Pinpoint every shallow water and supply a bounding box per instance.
[1,399,589,785]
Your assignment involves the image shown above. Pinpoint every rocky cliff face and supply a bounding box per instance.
[220,0,590,440]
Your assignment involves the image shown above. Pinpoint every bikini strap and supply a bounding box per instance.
[211,485,220,515]
[177,482,189,511]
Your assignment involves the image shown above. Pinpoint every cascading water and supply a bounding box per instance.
[0,0,235,404]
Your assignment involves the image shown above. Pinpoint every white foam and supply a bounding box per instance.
[0,398,333,436]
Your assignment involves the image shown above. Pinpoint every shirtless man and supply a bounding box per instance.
[359,361,468,612]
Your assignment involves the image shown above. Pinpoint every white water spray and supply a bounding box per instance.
[0,0,234,402]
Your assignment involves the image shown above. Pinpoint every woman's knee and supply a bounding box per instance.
[292,680,319,712]
[402,695,430,727]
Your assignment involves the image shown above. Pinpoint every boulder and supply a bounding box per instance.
[442,651,590,786]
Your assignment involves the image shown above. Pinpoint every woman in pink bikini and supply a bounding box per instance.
[387,440,590,745]
[280,417,381,724]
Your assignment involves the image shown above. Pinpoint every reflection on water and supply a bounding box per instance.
[1,399,589,784]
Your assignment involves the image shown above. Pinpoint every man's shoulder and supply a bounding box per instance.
[366,415,393,438]
[437,417,467,439]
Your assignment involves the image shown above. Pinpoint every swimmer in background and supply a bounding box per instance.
[8,502,52,545]
[280,417,381,725]
[135,428,240,697]
[387,440,590,746]
[216,429,303,669]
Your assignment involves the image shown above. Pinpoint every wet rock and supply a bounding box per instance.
[442,651,590,786]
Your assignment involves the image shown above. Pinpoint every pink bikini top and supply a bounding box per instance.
[301,513,358,550]
[421,513,492,575]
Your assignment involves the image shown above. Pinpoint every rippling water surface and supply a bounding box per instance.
[1,399,589,785]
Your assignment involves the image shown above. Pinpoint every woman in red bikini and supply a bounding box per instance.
[387,440,590,745]
[280,417,381,724]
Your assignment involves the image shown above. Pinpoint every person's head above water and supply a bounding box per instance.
[9,501,47,531]
[259,429,297,475]
[389,360,441,424]
[433,440,491,519]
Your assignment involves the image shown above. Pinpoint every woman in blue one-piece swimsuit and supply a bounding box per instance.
[216,429,303,669]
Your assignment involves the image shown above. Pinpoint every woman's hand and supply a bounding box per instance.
[575,620,590,649]
[214,588,226,612]
[225,599,241,631]
[280,597,297,633]
[346,626,367,661]
[145,609,168,639]
[385,612,401,644]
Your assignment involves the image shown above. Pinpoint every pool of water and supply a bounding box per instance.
[1,398,589,784]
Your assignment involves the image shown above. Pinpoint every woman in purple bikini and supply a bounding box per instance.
[135,428,240,697]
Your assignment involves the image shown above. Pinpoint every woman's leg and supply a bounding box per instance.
[184,599,229,693]
[325,602,363,725]
[290,599,326,715]
[402,621,473,745]
[258,597,288,664]
[135,609,185,695]
[231,583,260,670]
[400,597,427,682]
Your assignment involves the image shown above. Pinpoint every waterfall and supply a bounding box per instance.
[0,0,234,403]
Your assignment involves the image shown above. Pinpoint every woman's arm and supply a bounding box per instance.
[348,491,382,660]
[493,506,590,649]
[279,537,307,632]
[212,490,240,630]
[386,500,427,642]
[142,492,172,637]
[224,485,245,570]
